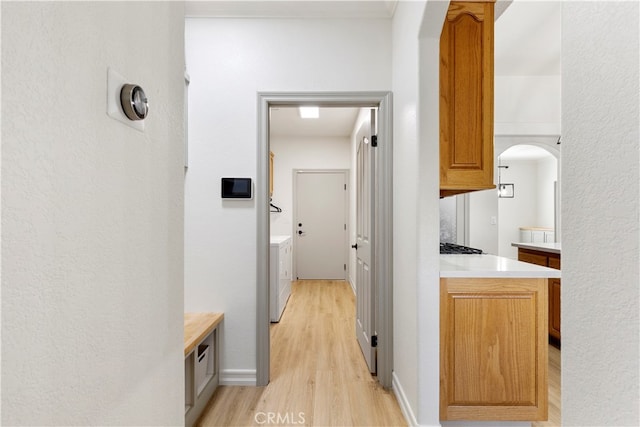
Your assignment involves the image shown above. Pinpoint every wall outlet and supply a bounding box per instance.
[490,216,497,225]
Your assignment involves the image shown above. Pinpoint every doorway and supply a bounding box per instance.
[256,92,393,388]
[497,144,559,258]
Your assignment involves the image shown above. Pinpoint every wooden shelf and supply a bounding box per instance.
[184,312,223,356]
[184,312,223,427]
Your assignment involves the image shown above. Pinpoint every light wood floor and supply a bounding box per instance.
[196,280,407,426]
[534,343,561,427]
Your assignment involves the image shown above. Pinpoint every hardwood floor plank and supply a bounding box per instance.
[533,343,561,427]
[196,280,406,426]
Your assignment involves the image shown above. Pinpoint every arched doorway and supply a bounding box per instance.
[497,144,558,259]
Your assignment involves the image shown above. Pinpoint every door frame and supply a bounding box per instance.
[292,169,349,281]
[256,92,393,387]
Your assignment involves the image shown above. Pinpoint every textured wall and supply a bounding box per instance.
[497,160,539,257]
[1,2,185,425]
[562,2,639,425]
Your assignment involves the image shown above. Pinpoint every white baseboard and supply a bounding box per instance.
[220,369,257,386]
[392,371,419,427]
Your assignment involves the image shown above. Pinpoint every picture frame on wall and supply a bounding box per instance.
[499,183,515,198]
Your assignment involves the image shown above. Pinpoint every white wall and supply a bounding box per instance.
[469,189,499,255]
[270,135,351,237]
[389,2,427,422]
[1,2,185,424]
[562,2,639,425]
[536,156,557,228]
[416,1,450,425]
[494,0,561,136]
[184,17,391,384]
[494,76,561,135]
[497,158,554,258]
[498,160,537,256]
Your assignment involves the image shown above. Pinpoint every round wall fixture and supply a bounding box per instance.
[120,84,148,121]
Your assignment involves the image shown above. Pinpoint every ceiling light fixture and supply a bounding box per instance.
[298,106,319,119]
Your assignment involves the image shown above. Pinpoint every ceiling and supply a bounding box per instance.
[494,0,561,76]
[270,107,360,137]
[186,0,562,150]
[185,1,398,18]
[499,144,555,161]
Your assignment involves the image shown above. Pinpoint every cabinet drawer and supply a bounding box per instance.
[518,250,548,267]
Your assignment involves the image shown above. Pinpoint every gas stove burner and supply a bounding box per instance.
[440,243,484,255]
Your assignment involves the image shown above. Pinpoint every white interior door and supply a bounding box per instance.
[295,171,347,280]
[355,110,376,374]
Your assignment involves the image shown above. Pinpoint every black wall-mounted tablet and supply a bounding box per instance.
[221,177,253,199]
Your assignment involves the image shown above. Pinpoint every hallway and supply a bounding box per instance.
[196,280,406,426]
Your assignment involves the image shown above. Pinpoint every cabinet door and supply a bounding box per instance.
[440,1,495,197]
[440,278,548,421]
[549,279,561,340]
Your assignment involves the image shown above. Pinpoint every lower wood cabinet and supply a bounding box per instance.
[517,248,561,341]
[440,278,548,421]
[549,278,561,340]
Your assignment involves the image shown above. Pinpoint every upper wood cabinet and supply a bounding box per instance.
[440,1,496,198]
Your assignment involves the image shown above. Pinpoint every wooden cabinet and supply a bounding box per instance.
[184,313,224,427]
[440,1,496,198]
[517,248,561,341]
[549,278,561,339]
[518,250,548,267]
[440,278,548,421]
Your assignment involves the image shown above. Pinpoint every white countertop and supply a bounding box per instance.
[511,242,561,254]
[270,235,291,245]
[440,254,561,278]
